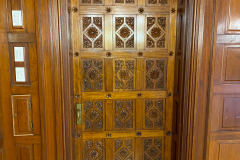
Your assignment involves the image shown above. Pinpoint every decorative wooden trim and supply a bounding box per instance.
[181,0,217,159]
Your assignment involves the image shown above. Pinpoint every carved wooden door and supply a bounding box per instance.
[71,0,177,159]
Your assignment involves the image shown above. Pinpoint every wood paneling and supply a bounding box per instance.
[12,95,33,135]
[72,0,177,159]
[16,144,33,160]
[208,0,240,159]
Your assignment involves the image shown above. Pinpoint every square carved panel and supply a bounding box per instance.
[143,99,165,130]
[81,59,105,92]
[114,138,134,160]
[146,16,168,49]
[82,100,105,131]
[113,15,137,50]
[144,58,167,91]
[84,139,105,160]
[144,138,164,160]
[146,0,168,5]
[113,100,135,130]
[113,59,136,91]
[81,15,104,50]
[80,0,104,5]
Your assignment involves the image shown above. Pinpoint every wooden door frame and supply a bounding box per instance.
[0,0,216,159]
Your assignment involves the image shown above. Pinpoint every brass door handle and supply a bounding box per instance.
[77,103,82,125]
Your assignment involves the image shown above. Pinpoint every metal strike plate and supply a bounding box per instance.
[77,103,82,125]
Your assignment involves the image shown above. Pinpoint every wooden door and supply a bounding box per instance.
[208,0,240,159]
[71,0,177,159]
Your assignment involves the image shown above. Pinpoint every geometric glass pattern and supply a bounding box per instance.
[114,100,135,130]
[83,100,105,131]
[146,16,167,49]
[115,139,134,160]
[145,59,166,90]
[114,16,136,49]
[82,16,104,49]
[144,99,165,130]
[84,139,104,160]
[82,59,104,92]
[144,138,163,160]
[114,59,135,91]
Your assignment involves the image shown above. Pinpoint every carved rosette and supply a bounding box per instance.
[114,100,135,130]
[144,138,163,160]
[115,16,135,49]
[115,139,134,160]
[144,99,164,129]
[145,59,166,90]
[146,16,167,49]
[84,139,104,160]
[83,101,105,131]
[114,59,135,90]
[82,59,104,91]
[82,16,104,49]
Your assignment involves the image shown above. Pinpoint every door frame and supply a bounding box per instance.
[0,0,217,159]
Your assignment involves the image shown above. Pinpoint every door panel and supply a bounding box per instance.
[208,0,240,159]
[72,0,176,159]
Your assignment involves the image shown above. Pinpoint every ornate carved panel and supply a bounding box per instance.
[145,58,167,91]
[114,138,134,160]
[81,16,104,50]
[113,100,135,130]
[83,100,105,131]
[84,139,105,160]
[146,16,168,49]
[113,16,136,50]
[114,0,135,5]
[113,59,136,91]
[144,138,163,160]
[82,59,105,92]
[143,99,165,130]
[147,0,168,5]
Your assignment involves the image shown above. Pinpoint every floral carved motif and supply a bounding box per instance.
[114,60,135,90]
[83,59,104,91]
[84,140,104,160]
[144,139,162,160]
[144,100,164,129]
[84,101,104,130]
[115,139,134,160]
[146,59,165,90]
[82,16,103,49]
[146,16,167,49]
[114,100,135,130]
[115,17,135,49]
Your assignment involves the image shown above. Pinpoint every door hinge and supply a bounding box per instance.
[29,100,32,110]
[77,103,82,125]
[30,121,33,130]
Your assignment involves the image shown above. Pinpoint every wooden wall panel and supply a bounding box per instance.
[226,0,240,33]
[208,0,240,159]
[12,95,33,136]
[0,0,43,159]
[16,144,33,160]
